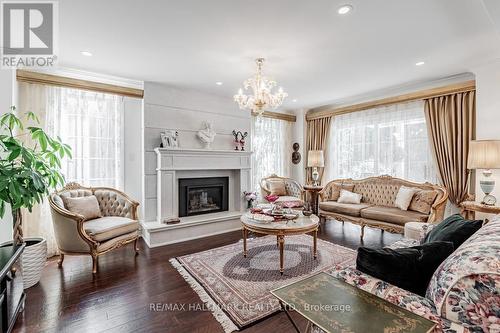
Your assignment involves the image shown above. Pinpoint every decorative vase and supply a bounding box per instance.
[21,237,47,289]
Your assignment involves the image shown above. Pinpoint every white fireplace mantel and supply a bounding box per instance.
[140,147,252,247]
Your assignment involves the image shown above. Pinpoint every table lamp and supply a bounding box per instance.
[467,140,500,205]
[308,150,324,186]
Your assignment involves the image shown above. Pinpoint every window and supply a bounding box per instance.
[325,101,437,183]
[19,82,124,188]
[251,116,292,195]
[46,86,124,188]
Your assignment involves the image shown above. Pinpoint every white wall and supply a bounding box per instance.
[0,70,16,243]
[123,97,144,218]
[142,82,251,221]
[474,59,500,207]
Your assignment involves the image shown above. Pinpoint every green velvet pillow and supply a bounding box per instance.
[422,214,483,249]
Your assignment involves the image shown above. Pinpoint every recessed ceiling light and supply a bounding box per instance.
[415,61,425,66]
[215,81,223,86]
[338,4,353,15]
[292,99,298,103]
[81,51,93,57]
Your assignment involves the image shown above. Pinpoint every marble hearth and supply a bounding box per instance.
[140,148,252,247]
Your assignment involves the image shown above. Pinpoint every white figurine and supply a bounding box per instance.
[197,121,216,149]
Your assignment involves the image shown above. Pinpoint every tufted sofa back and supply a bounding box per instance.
[51,185,137,219]
[324,175,446,207]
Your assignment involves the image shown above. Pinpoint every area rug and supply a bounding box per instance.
[170,235,356,332]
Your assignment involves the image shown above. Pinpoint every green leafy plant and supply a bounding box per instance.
[0,106,71,245]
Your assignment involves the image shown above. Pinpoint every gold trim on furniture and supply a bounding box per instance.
[306,80,476,120]
[318,175,448,238]
[260,174,305,201]
[16,70,144,98]
[252,110,296,122]
[48,183,140,273]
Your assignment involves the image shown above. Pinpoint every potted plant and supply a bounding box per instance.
[0,107,71,288]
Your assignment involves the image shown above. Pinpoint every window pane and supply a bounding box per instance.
[326,101,437,183]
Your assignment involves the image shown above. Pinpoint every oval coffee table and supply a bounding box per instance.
[240,212,320,275]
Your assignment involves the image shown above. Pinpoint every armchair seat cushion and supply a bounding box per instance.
[275,196,304,207]
[84,216,139,242]
[360,205,428,225]
[319,202,372,217]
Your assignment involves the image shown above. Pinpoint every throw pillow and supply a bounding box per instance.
[422,214,483,249]
[337,189,362,204]
[394,186,419,211]
[356,241,455,296]
[327,183,355,201]
[409,190,438,214]
[268,180,286,196]
[64,196,102,221]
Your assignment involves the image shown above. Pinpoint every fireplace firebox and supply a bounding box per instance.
[178,177,229,217]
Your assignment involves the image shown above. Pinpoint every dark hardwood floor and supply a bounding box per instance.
[13,220,401,333]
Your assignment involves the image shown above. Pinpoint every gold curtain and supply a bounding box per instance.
[424,91,476,205]
[306,117,331,184]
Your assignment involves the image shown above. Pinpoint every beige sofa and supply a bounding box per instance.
[49,182,140,273]
[318,175,448,238]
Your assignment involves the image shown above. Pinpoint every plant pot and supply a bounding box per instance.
[21,237,47,289]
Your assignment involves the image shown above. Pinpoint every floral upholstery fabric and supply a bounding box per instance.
[328,267,468,333]
[426,216,500,332]
[324,216,499,333]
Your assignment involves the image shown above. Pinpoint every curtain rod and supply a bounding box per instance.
[16,69,144,99]
[306,80,475,121]
[252,110,296,122]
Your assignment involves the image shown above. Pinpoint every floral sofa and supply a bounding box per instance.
[329,215,500,333]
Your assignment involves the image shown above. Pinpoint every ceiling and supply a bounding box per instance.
[58,0,500,109]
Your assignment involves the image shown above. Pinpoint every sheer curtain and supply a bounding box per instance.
[251,116,292,196]
[18,82,124,257]
[325,101,437,183]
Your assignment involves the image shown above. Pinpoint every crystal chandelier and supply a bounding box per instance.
[234,58,288,115]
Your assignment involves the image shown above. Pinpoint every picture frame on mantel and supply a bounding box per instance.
[160,130,179,149]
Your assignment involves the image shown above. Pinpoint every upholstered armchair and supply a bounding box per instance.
[260,174,305,206]
[48,183,140,273]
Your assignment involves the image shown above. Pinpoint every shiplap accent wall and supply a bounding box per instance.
[142,82,251,221]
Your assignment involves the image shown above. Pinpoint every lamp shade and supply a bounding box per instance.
[467,140,500,169]
[308,150,324,168]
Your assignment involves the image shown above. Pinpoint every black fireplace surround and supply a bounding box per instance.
[178,177,229,217]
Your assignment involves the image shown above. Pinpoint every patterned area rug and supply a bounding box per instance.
[170,235,356,332]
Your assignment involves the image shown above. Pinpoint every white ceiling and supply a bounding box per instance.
[58,0,500,109]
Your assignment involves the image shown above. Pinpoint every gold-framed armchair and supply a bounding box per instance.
[48,182,140,273]
[260,174,305,206]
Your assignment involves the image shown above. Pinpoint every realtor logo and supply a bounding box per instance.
[1,1,58,68]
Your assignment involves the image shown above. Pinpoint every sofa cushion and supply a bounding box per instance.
[394,186,419,210]
[360,205,428,225]
[319,201,372,216]
[356,241,455,296]
[422,214,483,249]
[64,195,102,221]
[84,216,139,242]
[275,196,303,207]
[409,190,438,214]
[338,189,362,204]
[268,180,286,196]
[325,183,355,201]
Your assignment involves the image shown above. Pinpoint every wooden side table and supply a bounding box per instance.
[459,201,500,223]
[303,185,323,215]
